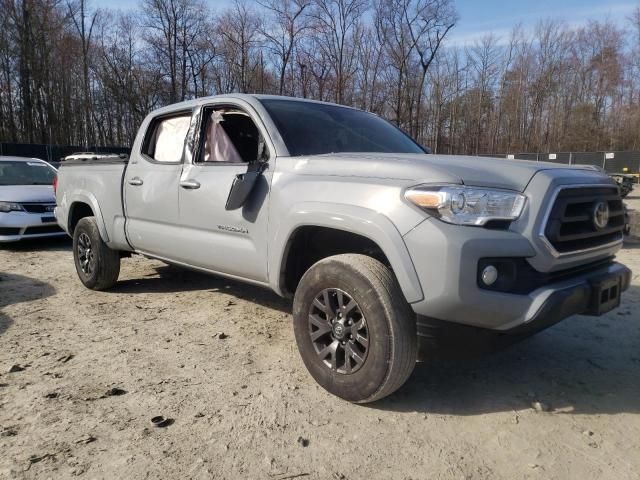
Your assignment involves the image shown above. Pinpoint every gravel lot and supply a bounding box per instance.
[1,196,639,480]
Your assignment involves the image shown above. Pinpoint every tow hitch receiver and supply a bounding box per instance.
[587,274,622,315]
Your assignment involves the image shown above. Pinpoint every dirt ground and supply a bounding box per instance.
[1,198,639,480]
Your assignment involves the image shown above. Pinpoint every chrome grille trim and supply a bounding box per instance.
[538,184,624,258]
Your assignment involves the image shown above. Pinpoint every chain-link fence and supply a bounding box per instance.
[0,142,130,166]
[484,151,640,180]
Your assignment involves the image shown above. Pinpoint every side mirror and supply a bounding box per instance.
[225,163,266,210]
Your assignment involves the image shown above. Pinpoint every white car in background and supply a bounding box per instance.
[0,156,64,242]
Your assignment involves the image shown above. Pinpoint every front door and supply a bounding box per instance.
[124,110,192,259]
[174,103,273,282]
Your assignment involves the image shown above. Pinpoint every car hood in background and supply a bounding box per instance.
[0,185,55,203]
[300,153,605,191]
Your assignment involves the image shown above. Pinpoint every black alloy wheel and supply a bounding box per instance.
[308,288,369,374]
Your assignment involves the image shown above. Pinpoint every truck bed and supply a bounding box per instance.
[55,159,130,250]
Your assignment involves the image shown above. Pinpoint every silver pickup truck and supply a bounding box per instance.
[55,94,631,403]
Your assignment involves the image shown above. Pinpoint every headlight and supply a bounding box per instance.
[0,202,25,213]
[405,185,526,226]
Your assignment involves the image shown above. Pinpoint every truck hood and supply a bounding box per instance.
[302,153,601,191]
[0,185,55,203]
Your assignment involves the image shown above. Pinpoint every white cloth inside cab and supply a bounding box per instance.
[152,115,191,163]
[202,111,242,163]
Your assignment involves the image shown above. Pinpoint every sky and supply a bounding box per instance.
[95,0,639,46]
[447,0,638,45]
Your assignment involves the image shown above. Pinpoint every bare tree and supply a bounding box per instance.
[141,0,208,103]
[404,0,456,138]
[259,0,311,95]
[67,0,99,145]
[217,0,262,93]
[374,0,417,126]
[466,34,500,154]
[0,0,18,142]
[311,0,367,104]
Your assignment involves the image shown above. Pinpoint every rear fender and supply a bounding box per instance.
[64,192,110,242]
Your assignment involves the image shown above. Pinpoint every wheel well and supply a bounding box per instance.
[280,226,391,296]
[68,202,94,234]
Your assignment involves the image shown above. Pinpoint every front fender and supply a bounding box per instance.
[269,202,424,303]
[60,191,110,242]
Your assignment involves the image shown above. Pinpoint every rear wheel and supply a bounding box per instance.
[73,217,120,290]
[293,254,417,403]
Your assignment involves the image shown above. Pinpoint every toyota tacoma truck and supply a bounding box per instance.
[54,94,632,403]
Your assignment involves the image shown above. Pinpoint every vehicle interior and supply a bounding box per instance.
[144,114,192,163]
[198,107,267,164]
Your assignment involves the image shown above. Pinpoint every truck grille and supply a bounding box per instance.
[21,203,56,214]
[544,186,624,253]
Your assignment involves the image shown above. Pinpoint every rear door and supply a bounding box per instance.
[173,102,273,282]
[124,110,192,258]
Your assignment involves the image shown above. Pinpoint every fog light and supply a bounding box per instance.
[481,265,498,286]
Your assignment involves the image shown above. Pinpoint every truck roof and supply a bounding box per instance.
[146,93,356,117]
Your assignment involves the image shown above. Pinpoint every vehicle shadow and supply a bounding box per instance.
[373,284,640,416]
[104,259,640,416]
[0,236,71,252]
[0,272,56,336]
[110,264,292,314]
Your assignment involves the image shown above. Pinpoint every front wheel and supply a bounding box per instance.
[73,217,120,290]
[293,254,417,403]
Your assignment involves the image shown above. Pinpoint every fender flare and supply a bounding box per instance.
[66,191,110,243]
[269,202,424,303]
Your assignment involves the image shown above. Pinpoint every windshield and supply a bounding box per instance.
[260,99,426,156]
[0,161,56,186]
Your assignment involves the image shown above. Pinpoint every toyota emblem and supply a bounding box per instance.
[592,201,609,230]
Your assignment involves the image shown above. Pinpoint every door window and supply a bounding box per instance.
[143,113,192,163]
[197,107,268,164]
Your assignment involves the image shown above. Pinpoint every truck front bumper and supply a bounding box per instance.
[493,261,630,335]
[403,217,631,332]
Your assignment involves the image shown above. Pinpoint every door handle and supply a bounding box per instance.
[180,179,201,190]
[128,177,143,186]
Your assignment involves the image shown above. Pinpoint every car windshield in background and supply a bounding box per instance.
[260,99,426,156]
[0,161,55,186]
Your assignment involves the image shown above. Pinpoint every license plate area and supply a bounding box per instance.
[586,274,622,315]
[41,216,55,223]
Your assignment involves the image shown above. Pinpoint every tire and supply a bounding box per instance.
[293,254,417,403]
[72,217,120,290]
